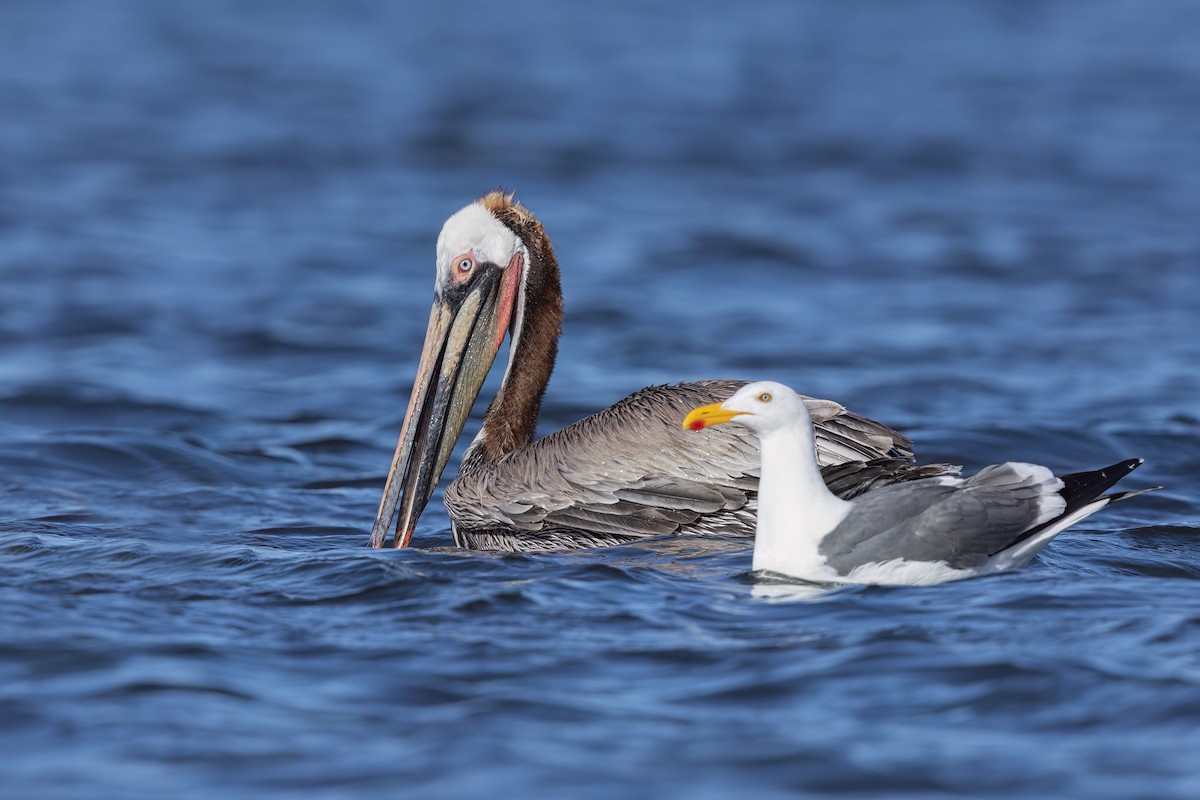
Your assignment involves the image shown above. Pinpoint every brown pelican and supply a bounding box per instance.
[370,191,953,551]
[684,381,1156,585]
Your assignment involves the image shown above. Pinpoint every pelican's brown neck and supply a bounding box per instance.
[472,192,563,463]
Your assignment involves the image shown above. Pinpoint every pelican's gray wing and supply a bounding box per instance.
[447,380,943,546]
[819,462,1066,573]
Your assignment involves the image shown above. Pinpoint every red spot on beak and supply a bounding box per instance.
[689,420,706,431]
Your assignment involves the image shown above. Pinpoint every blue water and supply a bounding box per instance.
[2,1,1199,797]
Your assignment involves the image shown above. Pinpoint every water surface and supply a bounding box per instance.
[2,1,1198,797]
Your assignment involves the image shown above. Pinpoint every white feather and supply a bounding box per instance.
[435,203,522,292]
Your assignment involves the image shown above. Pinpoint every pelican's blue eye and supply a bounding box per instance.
[458,257,473,272]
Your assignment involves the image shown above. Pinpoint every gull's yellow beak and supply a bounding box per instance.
[682,402,747,431]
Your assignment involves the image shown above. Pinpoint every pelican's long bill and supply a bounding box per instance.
[682,402,748,431]
[370,252,524,548]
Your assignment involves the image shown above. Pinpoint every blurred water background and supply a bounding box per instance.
[1,1,1198,797]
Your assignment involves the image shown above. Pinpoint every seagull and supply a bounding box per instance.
[683,381,1156,585]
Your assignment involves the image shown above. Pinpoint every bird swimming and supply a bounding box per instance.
[683,381,1156,585]
[370,192,955,551]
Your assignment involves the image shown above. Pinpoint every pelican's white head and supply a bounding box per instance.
[434,202,526,296]
[682,380,813,436]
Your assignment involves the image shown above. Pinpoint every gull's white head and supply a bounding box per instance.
[682,380,812,435]
[434,202,526,295]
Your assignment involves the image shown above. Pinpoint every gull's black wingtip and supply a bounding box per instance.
[1101,457,1144,480]
[1060,458,1146,510]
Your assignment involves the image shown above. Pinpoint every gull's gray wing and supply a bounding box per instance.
[819,462,1065,573]
[446,380,946,548]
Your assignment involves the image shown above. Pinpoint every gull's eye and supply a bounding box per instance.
[457,257,474,273]
[758,392,772,403]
